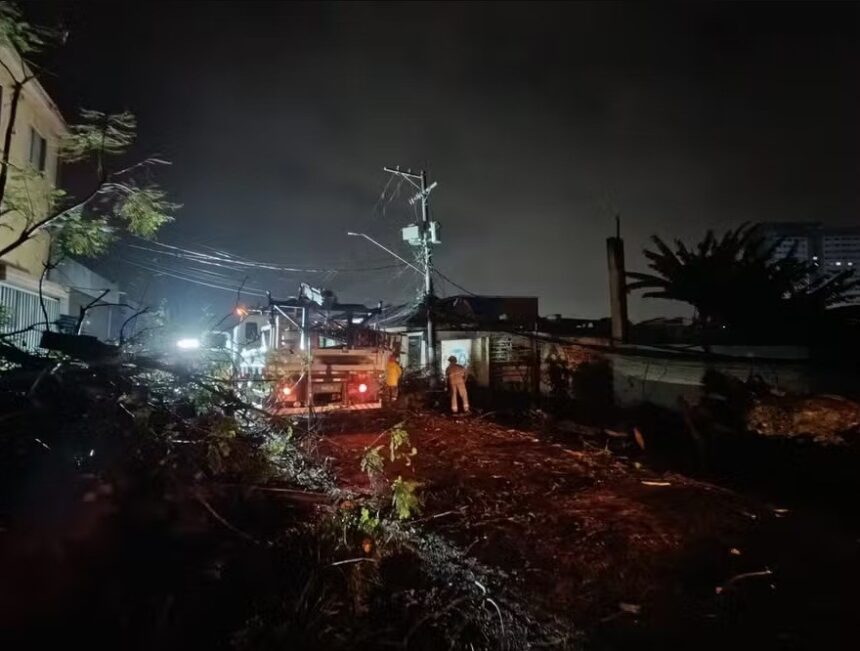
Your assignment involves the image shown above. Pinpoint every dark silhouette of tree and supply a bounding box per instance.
[627,223,858,341]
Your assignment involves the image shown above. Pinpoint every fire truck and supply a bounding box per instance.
[230,285,395,414]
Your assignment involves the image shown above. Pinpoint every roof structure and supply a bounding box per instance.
[379,295,539,331]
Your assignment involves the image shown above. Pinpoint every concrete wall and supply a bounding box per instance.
[398,327,851,408]
[555,340,856,409]
[605,346,824,409]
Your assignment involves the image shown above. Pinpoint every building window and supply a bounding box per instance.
[0,283,60,351]
[29,126,47,172]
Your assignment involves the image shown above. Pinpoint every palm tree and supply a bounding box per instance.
[627,223,858,341]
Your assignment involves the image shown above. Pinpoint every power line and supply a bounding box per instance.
[115,249,257,286]
[123,259,270,297]
[125,239,404,274]
[433,267,476,296]
[127,241,329,273]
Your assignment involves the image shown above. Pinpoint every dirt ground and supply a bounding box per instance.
[317,409,859,650]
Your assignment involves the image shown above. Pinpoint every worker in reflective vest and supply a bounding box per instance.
[385,355,403,404]
[445,355,470,414]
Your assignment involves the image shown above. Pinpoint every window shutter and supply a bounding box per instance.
[38,135,47,172]
[28,127,48,172]
[29,126,38,167]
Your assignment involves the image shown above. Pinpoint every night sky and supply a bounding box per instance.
[26,1,860,323]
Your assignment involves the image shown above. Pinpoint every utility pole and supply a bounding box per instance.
[383,166,440,386]
[606,214,629,345]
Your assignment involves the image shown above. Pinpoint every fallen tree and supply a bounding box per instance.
[0,340,574,649]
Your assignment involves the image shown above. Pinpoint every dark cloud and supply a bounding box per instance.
[29,1,860,321]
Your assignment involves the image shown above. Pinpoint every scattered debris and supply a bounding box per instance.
[319,411,765,640]
[604,428,628,438]
[715,568,775,595]
[618,602,642,615]
[634,426,646,450]
[748,394,860,444]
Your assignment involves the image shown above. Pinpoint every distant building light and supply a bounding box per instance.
[812,255,818,261]
[835,261,842,266]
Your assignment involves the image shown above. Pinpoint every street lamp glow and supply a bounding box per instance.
[176,337,201,350]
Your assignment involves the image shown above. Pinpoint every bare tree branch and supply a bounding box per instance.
[37,253,58,334]
[75,288,111,334]
[119,306,150,344]
[0,180,103,259]
[0,321,52,338]
[0,155,171,260]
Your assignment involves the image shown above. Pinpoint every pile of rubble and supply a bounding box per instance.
[746,394,860,445]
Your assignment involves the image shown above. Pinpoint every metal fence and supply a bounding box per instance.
[0,282,60,350]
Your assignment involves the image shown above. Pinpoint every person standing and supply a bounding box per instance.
[385,354,403,405]
[445,355,470,414]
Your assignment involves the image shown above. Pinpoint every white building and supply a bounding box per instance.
[0,44,70,349]
[758,222,860,305]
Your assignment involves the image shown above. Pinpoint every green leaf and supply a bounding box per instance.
[389,426,410,462]
[358,506,381,534]
[391,476,422,520]
[115,185,178,238]
[360,445,385,479]
[51,211,114,257]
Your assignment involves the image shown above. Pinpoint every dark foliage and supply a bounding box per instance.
[627,223,859,342]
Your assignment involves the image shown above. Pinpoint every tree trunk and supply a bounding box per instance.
[0,81,24,211]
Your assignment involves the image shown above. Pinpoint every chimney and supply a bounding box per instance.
[606,215,629,344]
